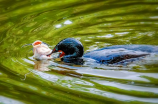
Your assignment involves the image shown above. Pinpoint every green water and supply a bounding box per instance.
[0,0,158,104]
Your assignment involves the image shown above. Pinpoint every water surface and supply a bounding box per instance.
[0,0,158,104]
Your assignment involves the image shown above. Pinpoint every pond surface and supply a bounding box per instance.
[0,0,158,104]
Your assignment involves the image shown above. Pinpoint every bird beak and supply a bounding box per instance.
[46,48,56,56]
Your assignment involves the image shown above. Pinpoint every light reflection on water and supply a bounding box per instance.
[0,96,24,104]
[0,0,158,103]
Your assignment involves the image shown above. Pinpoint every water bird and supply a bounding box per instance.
[47,38,158,65]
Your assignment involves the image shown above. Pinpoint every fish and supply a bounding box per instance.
[32,40,53,60]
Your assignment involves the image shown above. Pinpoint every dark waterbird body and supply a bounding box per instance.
[48,38,158,65]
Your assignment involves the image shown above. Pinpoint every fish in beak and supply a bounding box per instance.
[32,40,53,60]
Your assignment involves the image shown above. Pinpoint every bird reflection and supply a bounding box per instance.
[34,60,51,71]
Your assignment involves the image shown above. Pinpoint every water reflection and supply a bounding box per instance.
[34,60,51,71]
[0,0,158,103]
[0,96,24,104]
[55,24,62,28]
[64,20,72,25]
